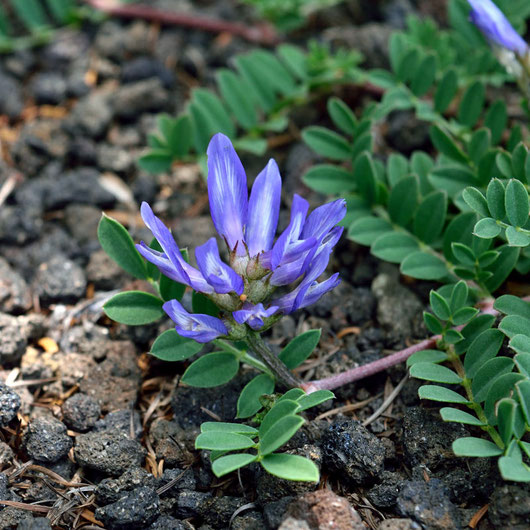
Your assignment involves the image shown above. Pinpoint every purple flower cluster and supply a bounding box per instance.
[468,0,528,56]
[137,133,345,342]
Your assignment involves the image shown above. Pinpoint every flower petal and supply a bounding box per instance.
[468,0,528,55]
[269,194,310,270]
[163,299,227,343]
[246,159,282,257]
[295,274,341,311]
[301,199,347,242]
[232,302,278,330]
[207,133,248,254]
[195,238,244,295]
[139,202,213,294]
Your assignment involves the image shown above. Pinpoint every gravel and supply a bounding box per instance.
[62,393,101,432]
[24,417,73,463]
[0,384,21,426]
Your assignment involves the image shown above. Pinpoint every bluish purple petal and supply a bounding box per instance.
[301,199,347,242]
[233,302,279,330]
[246,159,282,258]
[295,274,341,311]
[269,194,310,270]
[163,300,227,343]
[468,0,528,55]
[270,240,318,286]
[195,238,244,295]
[139,202,213,294]
[207,133,248,254]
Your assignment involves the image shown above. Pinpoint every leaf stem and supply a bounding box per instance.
[246,332,301,389]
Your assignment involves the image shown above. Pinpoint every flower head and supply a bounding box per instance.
[137,133,345,342]
[468,0,528,56]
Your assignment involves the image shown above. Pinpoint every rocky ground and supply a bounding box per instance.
[0,0,529,528]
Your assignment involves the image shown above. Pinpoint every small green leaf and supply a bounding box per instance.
[303,165,354,194]
[451,243,476,267]
[278,330,321,370]
[472,357,515,402]
[259,400,300,438]
[371,232,419,264]
[406,349,448,366]
[458,81,485,128]
[474,218,501,239]
[327,97,357,136]
[138,150,173,173]
[451,307,479,326]
[409,362,462,384]
[440,407,484,426]
[413,191,447,244]
[259,415,305,455]
[195,432,256,451]
[484,245,520,292]
[212,453,258,477]
[430,290,451,321]
[452,437,503,457]
[497,398,519,445]
[455,314,495,355]
[261,454,319,482]
[103,291,164,325]
[354,152,378,204]
[434,68,458,113]
[348,216,392,246]
[511,336,530,355]
[423,312,443,334]
[401,252,448,280]
[278,389,305,402]
[296,390,334,411]
[200,422,258,435]
[237,374,275,419]
[411,53,436,96]
[150,329,202,361]
[388,176,419,226]
[387,154,409,186]
[498,456,530,482]
[506,226,530,247]
[418,385,469,404]
[217,70,257,130]
[302,127,351,160]
[98,214,148,280]
[429,125,468,164]
[182,352,239,388]
[499,315,530,339]
[494,295,530,319]
[450,281,469,312]
[444,329,465,344]
[464,329,505,378]
[486,179,506,220]
[484,99,508,145]
[505,179,529,227]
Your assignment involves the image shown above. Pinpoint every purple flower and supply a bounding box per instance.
[163,300,228,343]
[138,133,345,340]
[233,303,279,330]
[468,0,528,56]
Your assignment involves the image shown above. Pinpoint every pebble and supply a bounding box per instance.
[0,384,21,426]
[489,483,530,528]
[396,479,460,529]
[0,313,30,365]
[0,441,15,466]
[95,486,160,530]
[321,420,386,485]
[62,393,101,432]
[33,255,87,305]
[16,518,53,529]
[0,205,43,245]
[86,249,128,290]
[0,69,24,118]
[24,417,73,463]
[121,56,175,88]
[70,92,113,138]
[75,430,146,476]
[149,516,191,529]
[0,257,32,314]
[112,79,169,119]
[93,409,142,439]
[282,490,365,530]
[96,466,157,505]
[30,72,67,105]
[201,496,248,528]
[378,519,421,530]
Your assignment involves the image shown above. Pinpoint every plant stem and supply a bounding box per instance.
[301,297,505,393]
[246,332,301,389]
[85,0,279,45]
[446,344,505,449]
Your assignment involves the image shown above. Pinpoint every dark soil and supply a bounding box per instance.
[0,0,523,528]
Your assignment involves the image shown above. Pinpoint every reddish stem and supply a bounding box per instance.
[301,297,503,393]
[85,0,280,45]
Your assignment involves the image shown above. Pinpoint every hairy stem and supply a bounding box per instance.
[246,332,301,389]
[85,0,279,45]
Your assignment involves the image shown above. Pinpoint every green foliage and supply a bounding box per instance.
[411,295,530,483]
[196,389,333,481]
[0,0,93,53]
[239,0,343,31]
[139,44,362,174]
